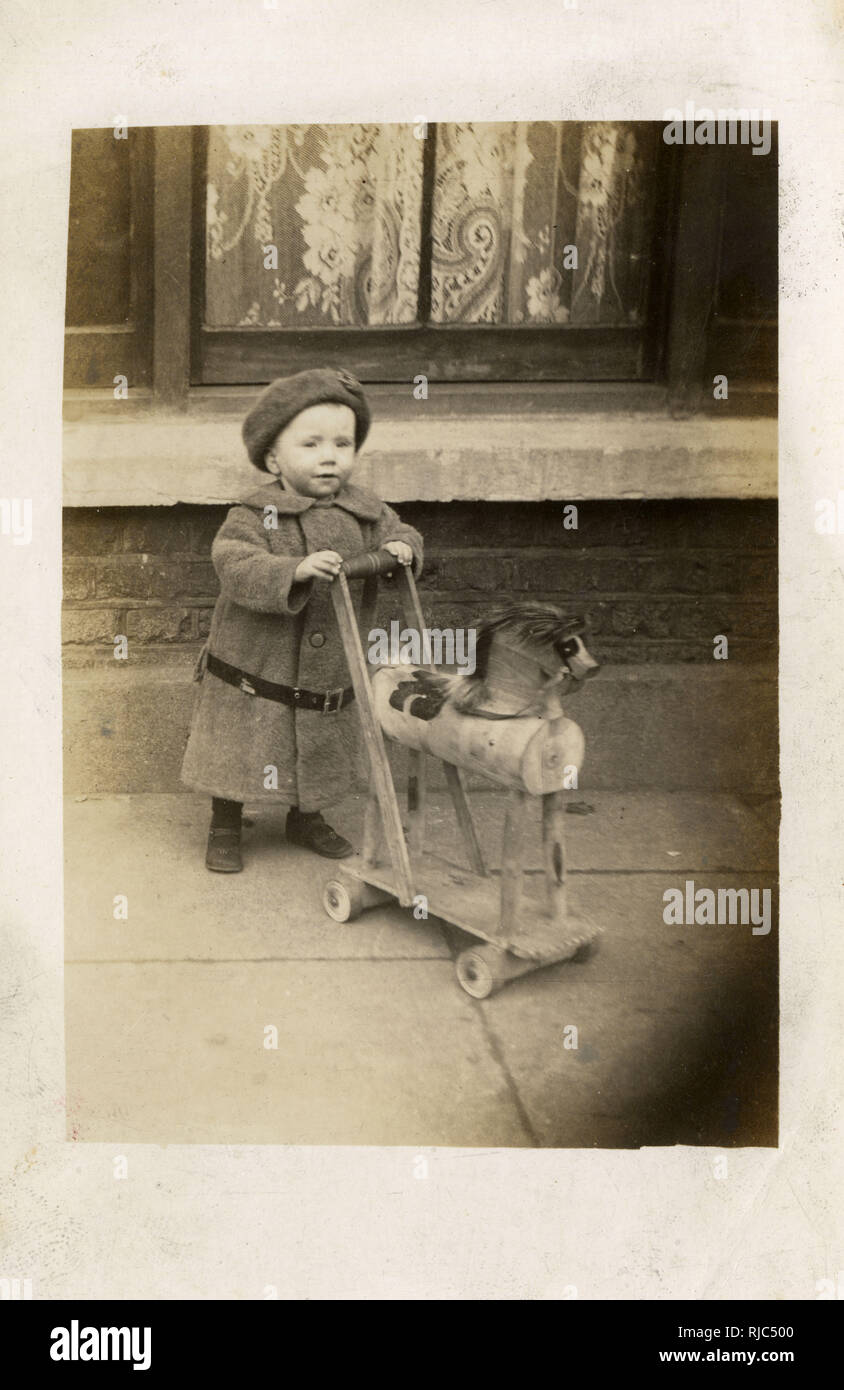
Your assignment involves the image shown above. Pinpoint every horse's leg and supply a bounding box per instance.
[499,787,527,940]
[542,790,568,926]
[444,764,486,877]
[407,748,426,858]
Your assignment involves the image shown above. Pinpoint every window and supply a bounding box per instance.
[63,121,777,400]
[194,121,667,383]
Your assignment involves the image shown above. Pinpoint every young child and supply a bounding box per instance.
[181,367,423,872]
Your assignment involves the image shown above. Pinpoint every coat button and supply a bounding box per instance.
[309,632,326,648]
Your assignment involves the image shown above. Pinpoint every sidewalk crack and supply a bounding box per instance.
[476,1005,540,1147]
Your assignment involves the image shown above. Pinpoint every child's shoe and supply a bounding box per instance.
[206,825,243,873]
[286,808,353,859]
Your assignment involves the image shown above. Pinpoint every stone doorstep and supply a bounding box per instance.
[61,661,779,796]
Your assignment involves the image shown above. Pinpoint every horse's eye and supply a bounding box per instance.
[557,639,578,659]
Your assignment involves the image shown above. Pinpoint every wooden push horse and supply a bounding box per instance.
[322,550,603,997]
[374,601,599,794]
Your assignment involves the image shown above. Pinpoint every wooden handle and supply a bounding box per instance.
[341,548,402,581]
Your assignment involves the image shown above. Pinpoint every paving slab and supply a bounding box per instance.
[64,790,775,964]
[63,792,778,1149]
[418,788,778,874]
[467,873,778,1149]
[451,870,778,986]
[64,793,449,962]
[64,960,532,1147]
[472,983,777,1149]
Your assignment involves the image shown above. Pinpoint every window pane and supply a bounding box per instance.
[205,125,424,327]
[430,121,659,326]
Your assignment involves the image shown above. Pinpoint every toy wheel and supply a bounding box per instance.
[456,946,501,999]
[323,878,363,922]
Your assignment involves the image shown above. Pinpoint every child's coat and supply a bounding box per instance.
[180,479,423,810]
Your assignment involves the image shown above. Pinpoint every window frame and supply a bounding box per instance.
[63,124,778,416]
[62,126,154,390]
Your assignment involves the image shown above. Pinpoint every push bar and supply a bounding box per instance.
[340,548,404,581]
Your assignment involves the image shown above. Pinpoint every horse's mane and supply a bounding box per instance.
[471,603,588,684]
[380,602,591,722]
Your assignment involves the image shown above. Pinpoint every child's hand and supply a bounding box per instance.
[294,550,343,583]
[383,540,413,566]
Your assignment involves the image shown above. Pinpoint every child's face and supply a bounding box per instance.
[265,402,357,498]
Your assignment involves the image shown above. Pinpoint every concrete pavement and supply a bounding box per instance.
[64,788,778,1149]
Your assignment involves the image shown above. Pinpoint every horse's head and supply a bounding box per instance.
[553,625,601,689]
[452,602,600,717]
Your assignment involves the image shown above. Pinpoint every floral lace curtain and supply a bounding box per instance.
[204,122,656,329]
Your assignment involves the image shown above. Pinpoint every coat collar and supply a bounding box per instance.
[238,479,383,522]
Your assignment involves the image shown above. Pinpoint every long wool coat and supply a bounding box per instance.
[180,479,423,811]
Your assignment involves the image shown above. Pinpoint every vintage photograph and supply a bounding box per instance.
[62,118,778,1149]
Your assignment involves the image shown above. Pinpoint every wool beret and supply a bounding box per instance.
[242,367,371,469]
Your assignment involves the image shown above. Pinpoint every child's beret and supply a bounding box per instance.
[242,367,371,469]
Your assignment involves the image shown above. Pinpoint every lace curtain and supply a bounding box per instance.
[204,122,656,329]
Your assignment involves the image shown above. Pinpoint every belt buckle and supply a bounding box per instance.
[323,686,344,713]
[239,676,256,696]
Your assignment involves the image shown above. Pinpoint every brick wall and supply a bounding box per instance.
[63,500,777,664]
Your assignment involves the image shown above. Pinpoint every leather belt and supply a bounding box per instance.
[206,653,355,714]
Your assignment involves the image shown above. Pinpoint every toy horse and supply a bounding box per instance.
[372,603,599,796]
[323,556,604,998]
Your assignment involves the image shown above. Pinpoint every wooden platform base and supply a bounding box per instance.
[332,851,602,966]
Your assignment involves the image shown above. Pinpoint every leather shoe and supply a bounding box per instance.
[206,825,243,873]
[286,810,353,859]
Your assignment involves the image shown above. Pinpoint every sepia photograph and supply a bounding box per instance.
[62,117,778,1150]
[3,0,844,1325]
